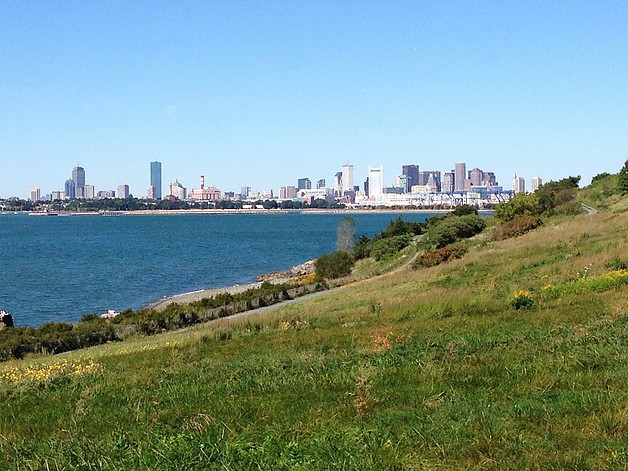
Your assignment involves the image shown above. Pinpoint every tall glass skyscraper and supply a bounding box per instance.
[150,161,162,199]
[65,178,76,199]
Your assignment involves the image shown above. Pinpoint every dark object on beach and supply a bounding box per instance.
[0,311,14,329]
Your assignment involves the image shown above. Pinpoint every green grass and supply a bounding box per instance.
[1,199,627,469]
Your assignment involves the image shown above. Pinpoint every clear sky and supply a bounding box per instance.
[1,1,627,198]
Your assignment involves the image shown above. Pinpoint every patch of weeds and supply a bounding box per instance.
[511,290,535,310]
[605,257,627,271]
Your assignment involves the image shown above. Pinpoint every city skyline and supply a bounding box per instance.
[21,158,534,202]
[1,2,627,198]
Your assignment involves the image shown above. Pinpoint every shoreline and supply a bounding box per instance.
[149,260,315,311]
[17,208,492,217]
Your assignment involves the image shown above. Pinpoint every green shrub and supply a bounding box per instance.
[511,290,535,310]
[605,257,627,271]
[315,251,355,279]
[424,214,486,249]
[353,235,372,260]
[369,234,413,261]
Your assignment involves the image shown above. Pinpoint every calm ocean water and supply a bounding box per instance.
[0,212,436,327]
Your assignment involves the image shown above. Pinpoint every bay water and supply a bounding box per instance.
[0,212,435,327]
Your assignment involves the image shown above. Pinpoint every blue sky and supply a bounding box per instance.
[1,1,627,198]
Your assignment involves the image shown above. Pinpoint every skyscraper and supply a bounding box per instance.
[29,188,40,202]
[531,176,542,192]
[469,168,483,187]
[65,178,76,199]
[118,185,130,198]
[368,166,383,197]
[342,164,354,194]
[297,178,311,190]
[454,163,466,191]
[402,165,419,192]
[513,174,526,194]
[443,172,455,193]
[72,166,85,198]
[316,179,326,189]
[150,161,162,200]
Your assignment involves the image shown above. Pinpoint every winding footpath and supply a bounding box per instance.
[213,237,423,324]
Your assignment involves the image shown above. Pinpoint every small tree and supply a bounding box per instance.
[336,217,356,252]
[619,159,628,195]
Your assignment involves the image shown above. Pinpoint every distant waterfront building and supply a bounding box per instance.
[280,186,297,199]
[469,168,483,187]
[342,165,354,194]
[118,185,130,199]
[418,171,441,192]
[188,175,221,201]
[531,176,542,192]
[97,190,115,199]
[513,174,526,194]
[316,179,326,189]
[240,186,251,199]
[443,172,455,193]
[72,166,85,196]
[363,178,369,196]
[334,172,343,196]
[51,191,64,201]
[395,175,409,192]
[402,165,419,192]
[454,163,466,191]
[29,188,40,202]
[297,178,311,190]
[368,166,383,197]
[168,180,187,200]
[84,185,95,199]
[150,161,162,200]
[65,178,76,199]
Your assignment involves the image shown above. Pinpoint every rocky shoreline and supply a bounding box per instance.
[150,259,317,311]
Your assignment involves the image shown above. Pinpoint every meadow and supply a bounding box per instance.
[0,182,626,470]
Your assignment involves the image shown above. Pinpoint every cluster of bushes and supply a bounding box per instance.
[316,216,425,280]
[0,281,323,361]
[492,176,582,239]
[412,206,485,268]
[496,176,582,222]
[354,217,424,261]
[422,213,486,249]
[0,320,117,361]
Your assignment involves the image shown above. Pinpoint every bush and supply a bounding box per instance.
[413,243,468,268]
[495,176,580,221]
[369,234,413,261]
[511,290,535,310]
[424,214,486,249]
[492,215,543,240]
[353,235,371,260]
[605,257,628,271]
[452,204,478,216]
[315,251,355,279]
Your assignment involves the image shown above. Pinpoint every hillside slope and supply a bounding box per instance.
[1,206,627,469]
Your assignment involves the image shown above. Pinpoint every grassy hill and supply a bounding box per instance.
[1,183,627,469]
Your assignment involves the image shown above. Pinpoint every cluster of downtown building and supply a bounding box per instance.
[29,161,541,208]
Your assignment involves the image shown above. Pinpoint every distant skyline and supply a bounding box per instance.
[1,1,627,198]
